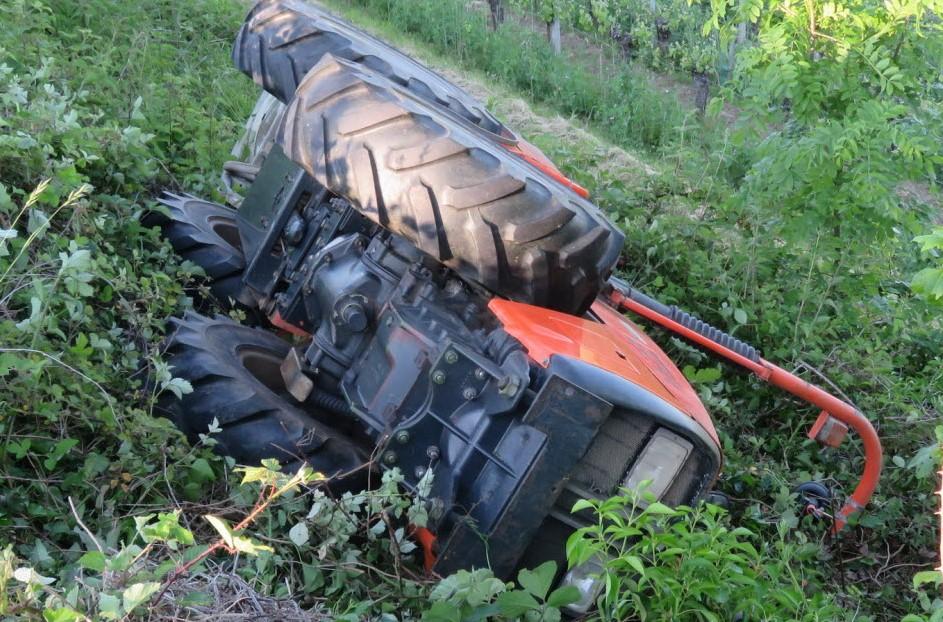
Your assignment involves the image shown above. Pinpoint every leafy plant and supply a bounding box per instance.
[421,561,580,622]
[566,490,845,621]
[913,227,943,301]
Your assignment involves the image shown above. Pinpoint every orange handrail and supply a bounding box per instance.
[606,285,883,531]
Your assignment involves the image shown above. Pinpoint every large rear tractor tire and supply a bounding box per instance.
[157,312,368,483]
[280,55,624,314]
[234,0,505,136]
[232,0,589,197]
[145,192,260,313]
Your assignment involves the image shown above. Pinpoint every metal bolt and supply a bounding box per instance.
[426,446,440,460]
[339,302,368,332]
[283,214,306,245]
[498,375,520,397]
[565,387,575,398]
[444,350,458,364]
[395,430,410,445]
[475,368,487,380]
[462,387,477,400]
[385,316,393,327]
[432,370,447,385]
[382,451,397,465]
[414,466,427,479]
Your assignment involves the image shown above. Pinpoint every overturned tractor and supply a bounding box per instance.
[146,0,882,612]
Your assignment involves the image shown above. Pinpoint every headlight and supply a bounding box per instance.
[561,555,606,615]
[562,429,695,615]
[621,428,692,501]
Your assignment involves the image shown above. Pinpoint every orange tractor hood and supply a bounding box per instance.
[488,298,719,447]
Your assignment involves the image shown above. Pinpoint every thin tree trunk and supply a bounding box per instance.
[488,0,504,30]
[728,20,747,70]
[693,71,710,115]
[547,17,561,54]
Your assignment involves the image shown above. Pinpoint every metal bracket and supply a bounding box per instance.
[280,347,314,402]
[809,410,848,448]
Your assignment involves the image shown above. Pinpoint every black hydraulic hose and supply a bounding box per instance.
[606,277,761,362]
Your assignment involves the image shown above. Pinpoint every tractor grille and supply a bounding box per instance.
[517,407,716,571]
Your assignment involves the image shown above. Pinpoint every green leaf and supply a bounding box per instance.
[693,367,722,384]
[571,498,594,513]
[122,581,160,613]
[496,589,541,617]
[289,522,309,546]
[78,550,106,572]
[643,502,677,516]
[204,515,235,548]
[178,591,214,607]
[518,560,557,600]
[626,555,647,576]
[421,601,462,622]
[98,592,122,620]
[189,457,215,483]
[42,608,83,622]
[547,585,582,607]
[912,267,943,300]
[43,438,78,470]
[913,570,942,589]
[733,308,748,324]
[231,535,273,556]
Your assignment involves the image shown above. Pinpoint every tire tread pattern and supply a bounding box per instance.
[145,192,259,310]
[233,0,505,135]
[280,56,624,313]
[158,312,366,479]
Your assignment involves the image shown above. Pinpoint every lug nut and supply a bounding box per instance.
[432,370,446,385]
[382,451,397,465]
[340,302,368,332]
[414,466,427,479]
[462,387,477,400]
[444,350,458,364]
[395,430,410,444]
[426,446,440,460]
[475,368,487,380]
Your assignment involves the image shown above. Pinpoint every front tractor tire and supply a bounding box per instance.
[158,312,367,482]
[145,192,259,313]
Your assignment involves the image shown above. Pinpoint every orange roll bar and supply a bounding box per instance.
[606,286,882,531]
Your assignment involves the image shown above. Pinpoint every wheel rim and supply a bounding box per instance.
[207,215,243,251]
[237,344,288,394]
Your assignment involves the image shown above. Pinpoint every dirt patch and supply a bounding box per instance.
[898,180,943,224]
[151,564,330,621]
